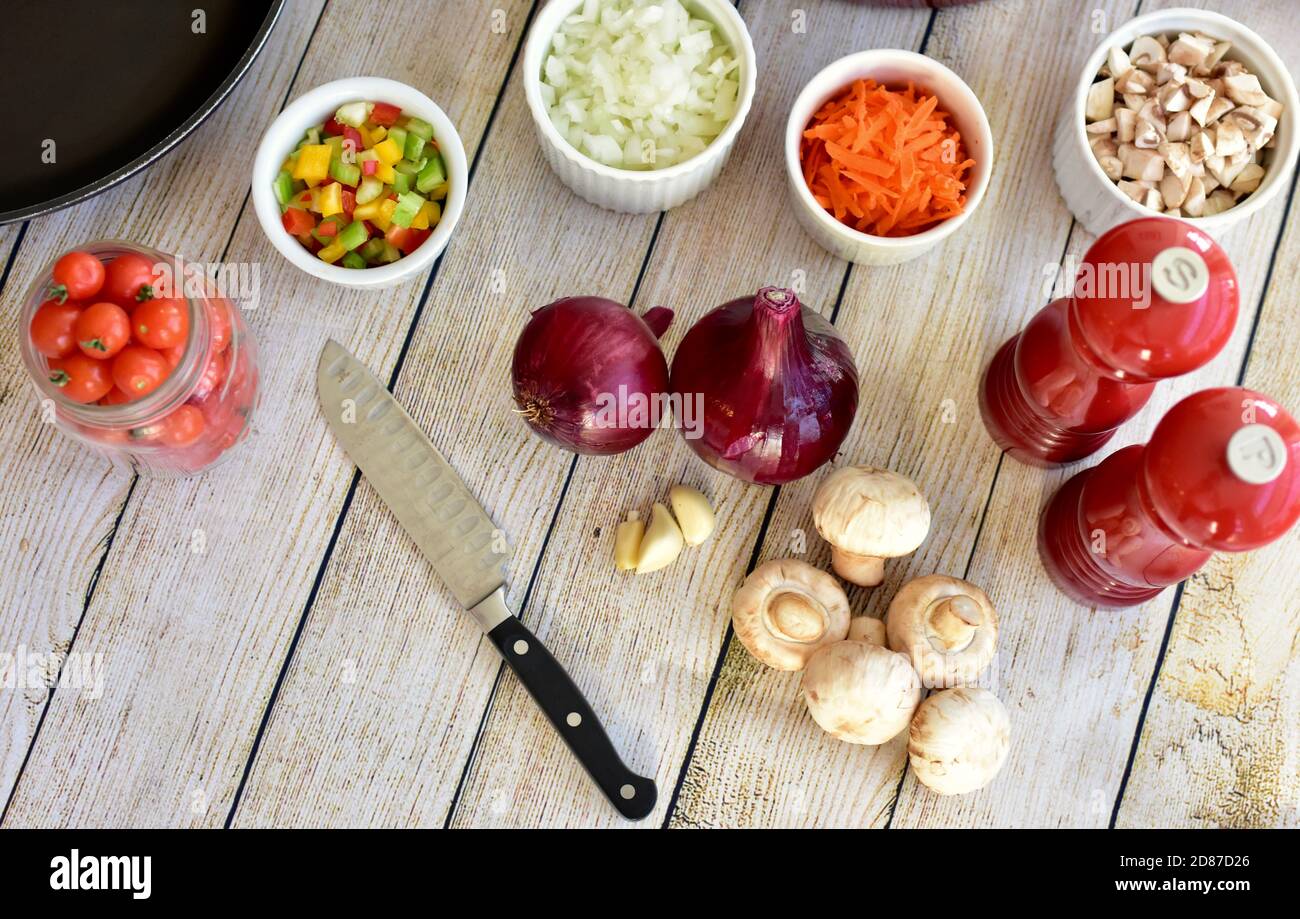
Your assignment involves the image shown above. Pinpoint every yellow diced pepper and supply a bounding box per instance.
[316,182,343,217]
[292,144,332,183]
[374,161,396,184]
[353,200,382,221]
[317,241,347,264]
[427,181,449,201]
[371,198,397,232]
[356,124,373,148]
[372,137,402,166]
[410,200,440,230]
[368,126,387,143]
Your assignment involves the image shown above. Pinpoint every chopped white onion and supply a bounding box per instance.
[541,0,740,170]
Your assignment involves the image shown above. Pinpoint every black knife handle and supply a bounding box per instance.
[486,615,657,820]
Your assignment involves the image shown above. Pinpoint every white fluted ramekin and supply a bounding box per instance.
[1054,8,1298,240]
[784,50,994,266]
[522,0,757,214]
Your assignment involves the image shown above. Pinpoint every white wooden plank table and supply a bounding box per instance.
[1,0,1296,828]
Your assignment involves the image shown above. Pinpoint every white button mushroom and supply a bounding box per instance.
[847,617,886,646]
[811,466,931,588]
[731,559,851,671]
[885,574,999,688]
[803,640,922,745]
[907,687,1010,795]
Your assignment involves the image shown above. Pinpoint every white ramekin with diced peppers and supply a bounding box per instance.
[253,77,467,289]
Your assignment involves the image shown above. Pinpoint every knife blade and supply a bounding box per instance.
[317,340,657,820]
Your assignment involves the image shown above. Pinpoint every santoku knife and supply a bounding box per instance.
[316,340,657,820]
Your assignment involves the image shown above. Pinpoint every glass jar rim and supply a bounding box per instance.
[19,240,213,429]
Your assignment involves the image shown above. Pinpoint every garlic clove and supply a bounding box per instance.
[613,510,645,572]
[635,502,685,574]
[669,484,715,547]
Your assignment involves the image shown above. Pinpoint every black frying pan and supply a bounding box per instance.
[0,0,284,224]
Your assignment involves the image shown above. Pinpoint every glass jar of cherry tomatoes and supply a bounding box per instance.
[19,241,259,475]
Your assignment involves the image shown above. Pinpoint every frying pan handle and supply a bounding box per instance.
[483,612,658,821]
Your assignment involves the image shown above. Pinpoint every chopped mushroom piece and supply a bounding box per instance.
[1083,30,1282,217]
[908,687,1010,795]
[803,640,921,745]
[732,559,850,671]
[812,466,931,587]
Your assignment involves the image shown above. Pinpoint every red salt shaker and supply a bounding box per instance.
[980,218,1238,466]
[1038,387,1300,609]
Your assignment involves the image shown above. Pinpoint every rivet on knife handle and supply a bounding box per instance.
[472,590,658,821]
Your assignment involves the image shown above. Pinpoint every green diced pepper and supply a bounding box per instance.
[403,131,426,162]
[403,116,434,141]
[337,219,370,251]
[355,175,384,204]
[390,191,425,228]
[392,171,413,195]
[329,158,361,186]
[273,170,295,205]
[416,154,446,194]
[386,126,408,153]
[341,251,367,269]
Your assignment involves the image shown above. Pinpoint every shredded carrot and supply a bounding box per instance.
[800,79,975,238]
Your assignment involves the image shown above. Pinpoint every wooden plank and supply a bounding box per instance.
[0,0,326,818]
[1,0,526,828]
[225,5,669,826]
[890,0,1300,829]
[668,0,1139,829]
[449,0,934,828]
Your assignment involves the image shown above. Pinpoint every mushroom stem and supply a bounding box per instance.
[763,589,828,643]
[926,595,983,651]
[830,548,885,587]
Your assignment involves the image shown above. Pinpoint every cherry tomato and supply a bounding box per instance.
[160,404,206,447]
[132,297,189,349]
[102,253,164,306]
[207,299,232,353]
[74,302,131,360]
[112,346,171,398]
[47,354,113,403]
[190,349,228,403]
[160,344,186,368]
[99,386,134,406]
[29,299,84,358]
[50,251,105,303]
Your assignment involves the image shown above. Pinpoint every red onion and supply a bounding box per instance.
[512,296,674,455]
[671,287,858,485]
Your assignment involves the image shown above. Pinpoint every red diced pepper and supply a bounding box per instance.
[316,220,338,238]
[370,102,401,126]
[281,207,316,235]
[387,226,430,255]
[343,126,364,157]
[323,116,345,136]
[361,158,378,176]
[341,188,356,220]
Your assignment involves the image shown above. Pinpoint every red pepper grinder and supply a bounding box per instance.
[1038,387,1300,609]
[980,217,1238,466]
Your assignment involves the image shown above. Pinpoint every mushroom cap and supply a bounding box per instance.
[732,558,851,671]
[886,574,998,688]
[803,640,922,744]
[812,466,931,559]
[847,617,886,646]
[908,687,1010,795]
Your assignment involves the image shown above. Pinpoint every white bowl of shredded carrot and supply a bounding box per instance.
[786,49,993,266]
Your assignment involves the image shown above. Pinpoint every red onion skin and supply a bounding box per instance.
[670,287,858,485]
[512,297,672,456]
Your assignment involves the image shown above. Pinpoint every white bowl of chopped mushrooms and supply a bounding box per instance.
[1055,8,1297,238]
[523,0,757,213]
